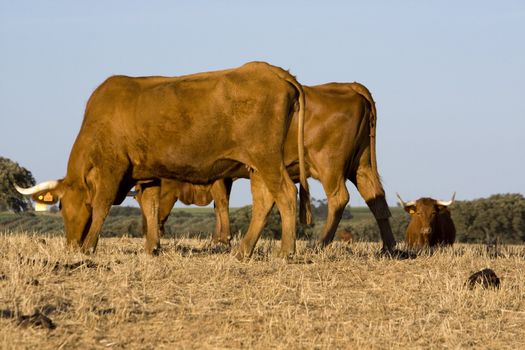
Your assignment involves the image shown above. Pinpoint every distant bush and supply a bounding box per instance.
[311,198,352,221]
[230,205,314,240]
[452,193,525,244]
[1,194,524,244]
[343,213,408,242]
[108,206,142,217]
[0,156,36,212]
[0,211,64,234]
[101,216,142,237]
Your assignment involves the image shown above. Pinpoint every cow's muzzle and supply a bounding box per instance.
[421,227,432,235]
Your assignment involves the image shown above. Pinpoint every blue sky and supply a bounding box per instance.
[1,1,524,207]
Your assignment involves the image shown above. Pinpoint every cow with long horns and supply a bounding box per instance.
[15,61,309,257]
[396,193,456,249]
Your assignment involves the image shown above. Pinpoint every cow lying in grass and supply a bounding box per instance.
[396,193,456,249]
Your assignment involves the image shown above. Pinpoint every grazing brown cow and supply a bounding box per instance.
[15,61,309,257]
[138,82,397,256]
[396,193,456,249]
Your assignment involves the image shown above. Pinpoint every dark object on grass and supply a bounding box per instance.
[0,309,15,318]
[91,307,116,316]
[28,278,39,286]
[55,259,101,271]
[17,309,56,330]
[467,268,501,290]
[0,308,56,330]
[378,248,417,260]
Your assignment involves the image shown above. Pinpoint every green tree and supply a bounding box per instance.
[453,194,525,244]
[0,156,36,212]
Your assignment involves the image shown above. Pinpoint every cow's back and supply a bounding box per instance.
[283,83,372,180]
[68,62,299,185]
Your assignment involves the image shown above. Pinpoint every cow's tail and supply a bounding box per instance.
[284,76,312,225]
[349,82,379,176]
[350,82,390,219]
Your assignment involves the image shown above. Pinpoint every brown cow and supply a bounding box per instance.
[396,193,456,249]
[137,82,397,257]
[15,61,309,257]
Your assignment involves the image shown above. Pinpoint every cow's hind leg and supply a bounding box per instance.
[258,166,298,258]
[210,179,232,245]
[317,177,350,247]
[353,148,396,252]
[237,172,275,260]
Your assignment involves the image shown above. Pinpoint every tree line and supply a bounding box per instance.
[1,156,524,244]
[0,157,35,212]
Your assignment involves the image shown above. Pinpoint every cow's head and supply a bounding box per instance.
[396,193,455,245]
[15,180,92,249]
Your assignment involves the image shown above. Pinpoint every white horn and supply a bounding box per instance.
[437,192,456,207]
[396,193,416,207]
[14,180,59,196]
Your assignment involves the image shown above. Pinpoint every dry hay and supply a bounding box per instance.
[1,232,524,349]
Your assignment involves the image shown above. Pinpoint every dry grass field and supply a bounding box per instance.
[1,233,524,349]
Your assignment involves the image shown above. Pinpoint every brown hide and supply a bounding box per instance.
[404,198,456,248]
[148,82,396,251]
[175,181,213,206]
[22,62,307,256]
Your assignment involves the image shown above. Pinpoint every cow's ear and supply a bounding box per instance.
[404,205,416,214]
[31,190,60,205]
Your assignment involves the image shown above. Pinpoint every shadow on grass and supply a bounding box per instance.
[163,240,232,256]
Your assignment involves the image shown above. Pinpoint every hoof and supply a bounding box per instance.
[233,250,247,262]
[276,250,295,260]
[149,248,161,256]
[378,248,416,260]
[80,246,96,255]
[212,238,232,247]
[145,244,161,256]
